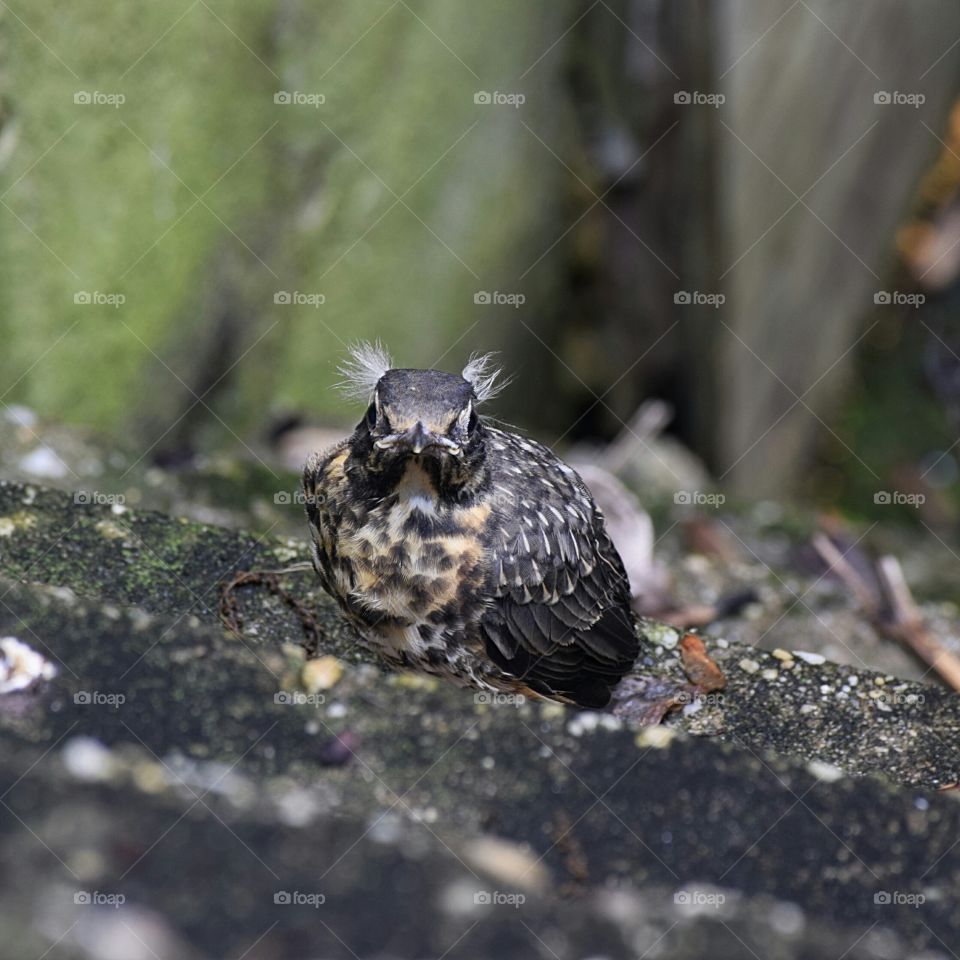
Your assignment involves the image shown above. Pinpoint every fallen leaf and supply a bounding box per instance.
[679,633,726,692]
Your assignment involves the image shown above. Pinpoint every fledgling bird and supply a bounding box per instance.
[302,343,640,708]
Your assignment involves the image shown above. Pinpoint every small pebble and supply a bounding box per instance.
[461,836,550,894]
[302,656,343,693]
[635,726,675,749]
[738,658,760,674]
[62,737,115,781]
[769,901,806,937]
[95,520,127,541]
[0,636,57,693]
[132,761,168,794]
[807,759,844,783]
[276,788,321,827]
[649,627,680,650]
[760,669,779,681]
[18,446,69,479]
[568,711,600,737]
[793,651,825,665]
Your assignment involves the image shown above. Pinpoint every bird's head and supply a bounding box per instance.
[337,342,506,497]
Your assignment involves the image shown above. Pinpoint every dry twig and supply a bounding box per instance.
[812,532,960,691]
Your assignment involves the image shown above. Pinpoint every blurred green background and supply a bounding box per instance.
[3,0,960,518]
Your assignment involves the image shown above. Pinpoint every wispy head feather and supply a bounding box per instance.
[336,340,394,402]
[462,352,509,404]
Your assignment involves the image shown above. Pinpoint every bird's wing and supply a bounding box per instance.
[302,439,352,597]
[478,439,639,708]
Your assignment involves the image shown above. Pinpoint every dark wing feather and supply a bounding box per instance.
[479,431,639,708]
[302,439,352,598]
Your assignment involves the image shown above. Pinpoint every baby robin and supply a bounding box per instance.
[302,343,640,708]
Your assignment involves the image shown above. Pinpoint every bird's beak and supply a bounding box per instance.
[375,421,462,456]
[405,421,432,455]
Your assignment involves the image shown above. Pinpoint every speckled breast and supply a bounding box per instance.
[336,461,492,669]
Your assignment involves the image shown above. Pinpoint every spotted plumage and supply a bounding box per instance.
[302,346,640,708]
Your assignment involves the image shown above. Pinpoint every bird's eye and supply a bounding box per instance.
[365,403,377,429]
[467,407,478,433]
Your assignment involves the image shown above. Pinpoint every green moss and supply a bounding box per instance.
[0,0,573,441]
